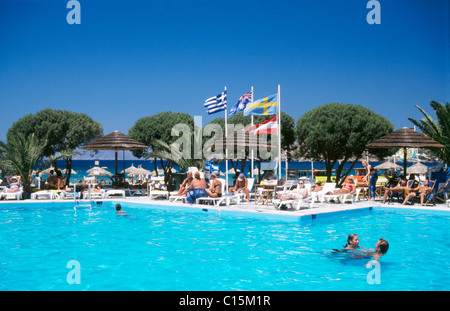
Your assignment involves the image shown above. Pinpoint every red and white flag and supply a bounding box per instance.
[246,115,278,135]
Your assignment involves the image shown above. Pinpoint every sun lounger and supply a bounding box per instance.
[169,195,187,203]
[0,189,23,200]
[147,177,170,199]
[105,189,126,199]
[340,188,361,204]
[196,178,228,206]
[30,190,59,200]
[82,192,105,200]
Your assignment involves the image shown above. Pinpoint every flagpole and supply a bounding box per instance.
[277,84,282,179]
[224,86,229,193]
[250,86,254,178]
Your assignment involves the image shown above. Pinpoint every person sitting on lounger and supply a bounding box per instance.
[2,176,22,193]
[206,173,222,198]
[382,179,407,204]
[176,172,193,196]
[228,173,250,203]
[186,171,208,204]
[401,179,433,206]
[277,180,308,201]
[326,176,356,195]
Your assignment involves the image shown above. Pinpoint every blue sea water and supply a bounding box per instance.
[0,202,449,291]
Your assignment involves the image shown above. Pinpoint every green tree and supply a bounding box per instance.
[408,101,450,163]
[7,109,103,184]
[0,133,47,194]
[296,103,394,184]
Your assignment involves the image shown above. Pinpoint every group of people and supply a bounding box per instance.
[175,171,252,204]
[339,233,390,265]
[381,171,433,205]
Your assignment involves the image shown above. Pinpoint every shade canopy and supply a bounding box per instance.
[366,127,444,149]
[83,131,149,178]
[366,127,444,175]
[374,161,402,170]
[83,131,149,151]
[406,162,429,175]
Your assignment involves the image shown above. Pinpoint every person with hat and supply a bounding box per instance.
[228,173,250,203]
[2,176,22,193]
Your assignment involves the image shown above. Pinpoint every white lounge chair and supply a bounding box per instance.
[31,190,59,200]
[230,178,255,204]
[340,188,361,204]
[105,189,126,199]
[196,178,228,206]
[0,189,23,200]
[273,186,312,210]
[82,192,105,200]
[147,177,170,199]
[168,194,187,203]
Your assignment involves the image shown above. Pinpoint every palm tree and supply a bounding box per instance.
[0,133,47,194]
[408,101,450,163]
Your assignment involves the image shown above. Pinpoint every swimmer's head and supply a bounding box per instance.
[115,204,122,211]
[345,233,359,247]
[377,238,389,254]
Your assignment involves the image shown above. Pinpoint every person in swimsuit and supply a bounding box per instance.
[343,233,366,250]
[277,180,308,201]
[362,160,377,201]
[327,176,356,195]
[206,173,222,198]
[228,173,250,203]
[176,172,193,196]
[2,176,21,193]
[186,171,208,204]
[402,179,433,206]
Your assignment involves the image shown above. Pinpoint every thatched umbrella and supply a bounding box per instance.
[374,161,402,170]
[83,131,149,178]
[87,167,113,177]
[406,162,429,175]
[366,127,444,175]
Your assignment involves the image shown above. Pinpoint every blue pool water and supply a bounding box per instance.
[0,202,449,291]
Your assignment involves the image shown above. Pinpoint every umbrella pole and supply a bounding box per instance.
[115,149,118,176]
[403,147,407,177]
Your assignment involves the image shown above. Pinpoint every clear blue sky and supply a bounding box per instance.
[0,0,448,150]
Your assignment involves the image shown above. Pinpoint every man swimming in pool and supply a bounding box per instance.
[115,203,129,216]
[363,238,389,263]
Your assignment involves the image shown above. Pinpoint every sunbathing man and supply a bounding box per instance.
[277,180,308,201]
[382,179,407,204]
[206,173,222,198]
[228,173,250,203]
[401,179,433,206]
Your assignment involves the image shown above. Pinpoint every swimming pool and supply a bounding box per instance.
[0,201,449,291]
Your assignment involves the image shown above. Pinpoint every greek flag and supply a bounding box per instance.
[204,91,227,114]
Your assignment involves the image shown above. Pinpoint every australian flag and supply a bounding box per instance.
[229,90,253,116]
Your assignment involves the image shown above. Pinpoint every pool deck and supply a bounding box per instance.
[2,196,449,216]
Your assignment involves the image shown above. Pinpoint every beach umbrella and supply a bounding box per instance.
[366,127,444,176]
[374,161,402,170]
[83,131,149,179]
[61,168,77,175]
[87,167,113,176]
[406,162,429,175]
[121,163,139,175]
[40,166,55,175]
